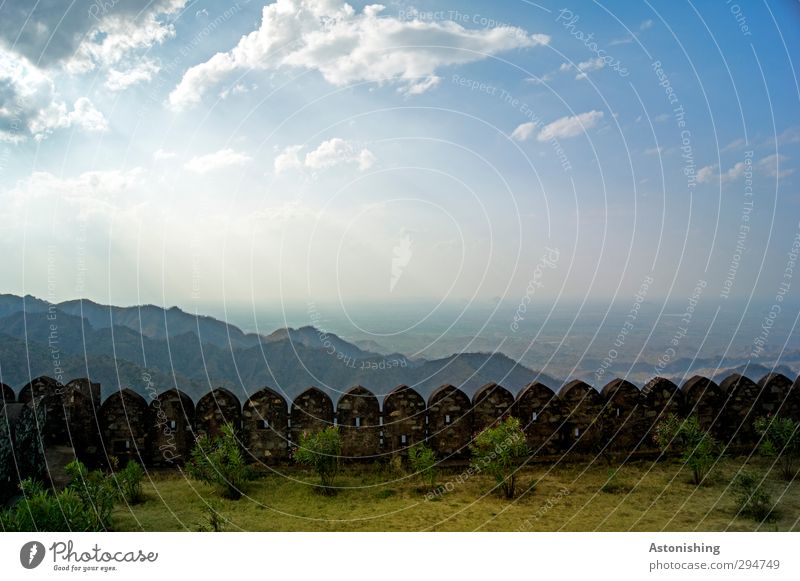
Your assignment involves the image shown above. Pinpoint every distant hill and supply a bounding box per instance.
[0,294,556,403]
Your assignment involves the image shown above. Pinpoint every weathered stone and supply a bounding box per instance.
[383,385,426,454]
[682,376,723,437]
[427,385,472,457]
[100,389,149,466]
[290,387,334,445]
[243,387,289,463]
[558,380,604,453]
[641,377,682,449]
[196,388,242,439]
[512,382,561,454]
[757,373,795,419]
[149,389,195,466]
[601,379,646,451]
[1,383,13,408]
[337,386,381,459]
[472,383,514,432]
[718,374,760,446]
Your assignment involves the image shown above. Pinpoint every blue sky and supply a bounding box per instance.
[0,0,798,316]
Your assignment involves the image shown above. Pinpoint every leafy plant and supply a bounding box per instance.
[407,443,437,489]
[196,500,227,532]
[733,472,775,521]
[755,416,799,480]
[294,426,341,495]
[187,423,252,500]
[470,417,529,499]
[655,414,719,485]
[115,460,146,504]
[64,459,118,530]
[0,402,46,504]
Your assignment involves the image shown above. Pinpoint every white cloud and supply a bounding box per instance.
[644,146,662,155]
[560,57,604,79]
[0,51,108,142]
[153,149,177,161]
[697,154,794,184]
[305,139,376,171]
[275,139,376,174]
[169,0,549,109]
[105,59,161,91]
[8,168,144,216]
[185,149,253,174]
[274,145,304,174]
[510,122,539,142]
[536,110,604,142]
[640,19,654,30]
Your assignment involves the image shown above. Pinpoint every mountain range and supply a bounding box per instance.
[0,294,554,402]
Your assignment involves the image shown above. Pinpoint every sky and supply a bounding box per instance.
[0,0,798,322]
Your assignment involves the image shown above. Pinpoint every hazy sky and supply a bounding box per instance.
[0,0,798,316]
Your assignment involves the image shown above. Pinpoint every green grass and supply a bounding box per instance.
[112,457,800,531]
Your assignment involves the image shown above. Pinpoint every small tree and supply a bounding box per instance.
[408,443,437,489]
[470,417,529,499]
[65,460,118,530]
[294,427,341,495]
[187,423,252,500]
[655,414,719,485]
[733,472,775,522]
[755,416,799,480]
[115,460,146,504]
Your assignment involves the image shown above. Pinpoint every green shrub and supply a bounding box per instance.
[64,459,118,530]
[115,460,146,504]
[470,417,529,499]
[187,423,252,500]
[655,415,719,485]
[734,472,775,521]
[196,500,227,532]
[0,402,46,504]
[755,416,799,480]
[294,426,341,494]
[407,443,437,489]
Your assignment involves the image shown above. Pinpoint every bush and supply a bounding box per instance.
[115,460,146,504]
[187,423,252,500]
[755,416,799,480]
[734,472,775,521]
[655,415,719,485]
[470,417,529,499]
[1,459,120,532]
[600,468,631,494]
[294,426,341,494]
[0,402,46,504]
[408,443,437,489]
[196,500,227,532]
[64,459,118,530]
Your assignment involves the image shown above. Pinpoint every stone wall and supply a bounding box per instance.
[2,372,799,467]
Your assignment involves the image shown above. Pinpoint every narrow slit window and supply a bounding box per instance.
[445,414,451,424]
[169,420,177,430]
[531,411,538,422]
[355,417,361,427]
[616,407,620,418]
[574,427,580,437]
[400,434,407,445]
[258,419,269,430]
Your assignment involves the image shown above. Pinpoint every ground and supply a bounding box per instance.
[112,456,799,531]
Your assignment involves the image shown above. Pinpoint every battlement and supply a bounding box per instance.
[1,373,798,467]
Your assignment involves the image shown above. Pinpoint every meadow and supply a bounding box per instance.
[112,456,799,532]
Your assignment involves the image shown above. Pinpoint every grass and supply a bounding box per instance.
[111,456,800,532]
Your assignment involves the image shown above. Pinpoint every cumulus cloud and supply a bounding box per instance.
[169,0,549,109]
[512,111,603,143]
[537,110,604,142]
[153,149,177,161]
[0,51,108,142]
[697,154,794,184]
[274,139,376,174]
[185,149,253,174]
[0,0,184,73]
[560,57,605,79]
[510,122,538,142]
